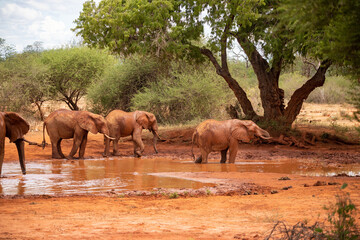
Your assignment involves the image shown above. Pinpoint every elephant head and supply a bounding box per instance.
[0,112,30,175]
[135,111,161,153]
[232,120,271,143]
[77,111,112,139]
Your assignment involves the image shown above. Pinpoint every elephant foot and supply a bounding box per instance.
[112,151,122,156]
[134,150,143,158]
[220,160,227,163]
[102,152,110,157]
[66,155,77,160]
[52,155,65,159]
[194,156,202,164]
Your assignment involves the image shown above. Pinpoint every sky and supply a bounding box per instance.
[0,0,93,52]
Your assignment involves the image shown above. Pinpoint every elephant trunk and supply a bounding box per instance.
[15,139,26,175]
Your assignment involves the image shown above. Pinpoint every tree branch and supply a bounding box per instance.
[284,60,332,124]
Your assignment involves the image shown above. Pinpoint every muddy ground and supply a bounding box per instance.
[1,103,360,239]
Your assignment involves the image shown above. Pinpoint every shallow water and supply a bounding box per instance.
[1,157,359,196]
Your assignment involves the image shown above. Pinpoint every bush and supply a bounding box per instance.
[323,183,359,240]
[87,55,160,114]
[131,63,232,124]
[347,81,360,122]
[280,73,352,104]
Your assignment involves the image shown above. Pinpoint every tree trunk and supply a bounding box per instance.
[238,40,285,121]
[284,60,331,125]
[64,97,79,111]
[200,48,258,119]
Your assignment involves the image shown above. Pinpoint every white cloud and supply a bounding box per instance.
[25,0,50,11]
[28,16,73,48]
[0,0,85,52]
[1,3,41,21]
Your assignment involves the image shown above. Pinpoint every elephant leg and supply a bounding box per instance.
[228,139,238,163]
[57,139,65,158]
[68,135,82,159]
[194,155,202,163]
[200,149,209,164]
[0,137,5,176]
[133,130,144,158]
[78,134,88,159]
[103,137,111,157]
[51,138,63,159]
[220,148,229,163]
[113,138,121,156]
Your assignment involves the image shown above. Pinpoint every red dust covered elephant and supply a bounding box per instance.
[0,112,30,175]
[192,119,271,164]
[103,110,161,157]
[42,109,113,159]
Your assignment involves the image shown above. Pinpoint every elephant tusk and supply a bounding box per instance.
[104,134,116,140]
[260,136,272,140]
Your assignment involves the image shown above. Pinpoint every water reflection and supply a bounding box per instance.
[0,157,359,196]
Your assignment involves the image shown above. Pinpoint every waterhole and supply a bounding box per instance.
[1,157,359,196]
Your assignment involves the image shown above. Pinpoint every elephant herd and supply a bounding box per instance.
[0,109,271,176]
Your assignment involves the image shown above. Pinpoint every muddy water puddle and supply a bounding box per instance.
[1,157,359,196]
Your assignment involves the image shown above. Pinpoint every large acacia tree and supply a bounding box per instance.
[40,47,115,110]
[74,0,359,126]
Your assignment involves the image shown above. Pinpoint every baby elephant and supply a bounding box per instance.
[191,119,271,164]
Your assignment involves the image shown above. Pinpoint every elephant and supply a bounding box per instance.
[191,119,271,164]
[0,112,30,175]
[103,110,161,157]
[42,109,113,159]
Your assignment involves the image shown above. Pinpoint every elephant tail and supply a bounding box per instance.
[41,122,47,149]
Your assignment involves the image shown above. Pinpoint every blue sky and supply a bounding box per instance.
[0,0,94,52]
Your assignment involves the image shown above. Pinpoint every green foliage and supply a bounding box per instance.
[87,55,160,114]
[41,46,115,110]
[347,82,360,122]
[280,73,352,104]
[322,184,359,240]
[73,0,203,61]
[131,63,232,124]
[279,0,360,78]
[0,38,16,61]
[267,184,359,240]
[168,192,179,199]
[0,52,49,117]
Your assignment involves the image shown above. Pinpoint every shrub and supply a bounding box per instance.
[87,54,160,114]
[347,81,360,122]
[131,63,232,124]
[323,183,359,240]
[280,73,352,104]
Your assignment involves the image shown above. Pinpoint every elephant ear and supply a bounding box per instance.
[77,112,98,134]
[4,112,30,143]
[135,111,150,129]
[231,124,252,143]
